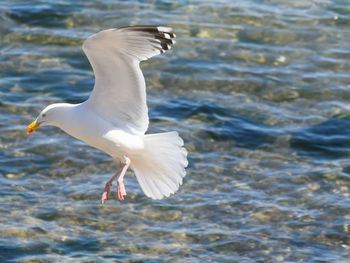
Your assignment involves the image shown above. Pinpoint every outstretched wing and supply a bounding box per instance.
[83,25,176,134]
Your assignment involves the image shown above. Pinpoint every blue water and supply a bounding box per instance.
[1,0,350,262]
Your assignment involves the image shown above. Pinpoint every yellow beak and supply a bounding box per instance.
[27,120,40,134]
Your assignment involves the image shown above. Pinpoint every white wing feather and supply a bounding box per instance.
[82,26,176,134]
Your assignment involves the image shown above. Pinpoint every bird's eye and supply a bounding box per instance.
[42,113,47,118]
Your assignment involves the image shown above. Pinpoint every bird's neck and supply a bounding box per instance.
[48,103,78,128]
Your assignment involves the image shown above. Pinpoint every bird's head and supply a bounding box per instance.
[26,103,67,134]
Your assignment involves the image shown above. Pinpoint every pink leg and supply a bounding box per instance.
[117,157,130,201]
[101,157,131,204]
[101,168,120,204]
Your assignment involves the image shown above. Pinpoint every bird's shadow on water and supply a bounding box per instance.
[150,97,279,150]
[290,116,350,161]
[150,97,350,169]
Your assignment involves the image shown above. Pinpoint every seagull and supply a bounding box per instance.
[26,25,188,203]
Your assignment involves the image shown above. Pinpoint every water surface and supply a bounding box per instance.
[1,0,350,262]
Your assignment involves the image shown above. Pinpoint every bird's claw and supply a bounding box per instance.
[101,182,112,204]
[117,181,127,201]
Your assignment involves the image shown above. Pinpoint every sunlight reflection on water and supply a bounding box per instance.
[1,0,350,261]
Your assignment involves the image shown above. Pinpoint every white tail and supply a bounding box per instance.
[130,131,188,199]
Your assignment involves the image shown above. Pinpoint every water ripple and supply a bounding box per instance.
[1,0,350,262]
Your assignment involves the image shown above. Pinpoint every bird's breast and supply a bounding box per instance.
[57,104,143,160]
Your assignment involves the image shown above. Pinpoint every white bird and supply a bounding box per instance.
[27,25,188,203]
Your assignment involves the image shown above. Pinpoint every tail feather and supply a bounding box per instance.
[131,131,188,199]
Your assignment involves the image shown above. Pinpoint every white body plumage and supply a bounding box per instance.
[29,26,188,200]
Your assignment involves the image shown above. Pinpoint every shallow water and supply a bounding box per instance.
[1,0,350,262]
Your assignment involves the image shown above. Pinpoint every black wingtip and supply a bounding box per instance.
[161,43,170,50]
[120,25,175,36]
[120,25,176,54]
